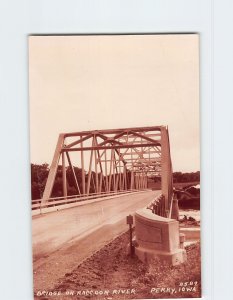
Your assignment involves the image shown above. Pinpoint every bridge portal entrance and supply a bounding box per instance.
[40,126,173,216]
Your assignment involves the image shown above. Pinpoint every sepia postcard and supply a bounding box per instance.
[29,34,201,299]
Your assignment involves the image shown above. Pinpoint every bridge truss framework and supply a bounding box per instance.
[40,126,173,217]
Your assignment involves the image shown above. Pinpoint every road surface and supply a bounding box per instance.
[32,190,159,291]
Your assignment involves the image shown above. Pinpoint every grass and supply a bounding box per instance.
[133,242,201,298]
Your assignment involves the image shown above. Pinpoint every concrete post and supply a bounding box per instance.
[134,208,186,265]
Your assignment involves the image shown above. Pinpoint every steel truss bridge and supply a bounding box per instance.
[32,126,173,216]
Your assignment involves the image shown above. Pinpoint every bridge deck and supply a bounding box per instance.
[32,190,159,291]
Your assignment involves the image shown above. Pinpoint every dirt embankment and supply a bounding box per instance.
[35,230,201,300]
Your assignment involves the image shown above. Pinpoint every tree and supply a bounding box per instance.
[31,164,49,200]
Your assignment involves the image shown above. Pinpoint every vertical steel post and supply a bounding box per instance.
[112,151,116,191]
[104,150,108,192]
[123,165,127,190]
[94,151,99,193]
[99,172,103,194]
[119,157,122,191]
[130,171,134,190]
[134,172,136,190]
[86,145,94,195]
[108,149,114,192]
[81,139,86,195]
[62,151,67,199]
[161,126,173,215]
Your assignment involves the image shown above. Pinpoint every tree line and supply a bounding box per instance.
[31,163,132,200]
[172,171,200,183]
[31,163,200,200]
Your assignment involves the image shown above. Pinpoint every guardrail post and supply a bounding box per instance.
[126,214,134,257]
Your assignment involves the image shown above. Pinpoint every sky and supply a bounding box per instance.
[29,34,200,172]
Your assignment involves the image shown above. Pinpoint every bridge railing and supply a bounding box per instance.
[32,189,149,211]
[146,193,170,218]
